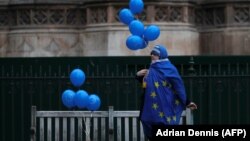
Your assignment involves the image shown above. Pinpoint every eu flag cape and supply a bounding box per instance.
[141,59,187,125]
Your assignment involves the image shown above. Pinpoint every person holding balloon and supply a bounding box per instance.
[120,1,197,139]
[135,45,197,140]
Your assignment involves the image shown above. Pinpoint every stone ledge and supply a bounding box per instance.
[1,0,249,5]
[0,0,198,5]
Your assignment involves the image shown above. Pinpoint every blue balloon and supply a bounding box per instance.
[144,25,160,41]
[74,90,89,109]
[70,69,85,87]
[62,89,75,109]
[119,8,134,25]
[129,0,144,14]
[126,35,144,50]
[87,94,101,111]
[129,20,144,36]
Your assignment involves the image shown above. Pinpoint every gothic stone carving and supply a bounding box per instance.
[0,3,249,27]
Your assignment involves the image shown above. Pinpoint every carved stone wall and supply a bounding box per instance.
[198,2,250,55]
[0,0,249,57]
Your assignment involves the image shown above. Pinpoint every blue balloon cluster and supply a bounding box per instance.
[61,68,101,111]
[118,0,160,50]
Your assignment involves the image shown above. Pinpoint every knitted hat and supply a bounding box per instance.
[150,45,168,59]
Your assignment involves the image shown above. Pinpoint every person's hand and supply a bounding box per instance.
[136,69,148,77]
[187,102,197,110]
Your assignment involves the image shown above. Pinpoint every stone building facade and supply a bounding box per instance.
[0,0,249,57]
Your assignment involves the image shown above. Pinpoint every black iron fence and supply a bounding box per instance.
[0,56,250,141]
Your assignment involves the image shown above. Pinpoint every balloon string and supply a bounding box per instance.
[135,14,139,19]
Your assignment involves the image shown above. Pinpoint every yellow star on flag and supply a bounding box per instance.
[166,117,171,123]
[172,115,176,121]
[175,100,180,105]
[152,103,158,110]
[150,92,156,98]
[162,81,167,87]
[159,112,164,118]
[154,82,159,88]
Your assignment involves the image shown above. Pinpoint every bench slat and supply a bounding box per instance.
[37,111,108,117]
[186,108,193,125]
[140,122,145,141]
[117,117,122,141]
[78,118,83,141]
[55,118,59,141]
[132,117,137,141]
[114,111,139,117]
[124,117,129,141]
[63,118,67,141]
[37,110,186,117]
[40,118,44,141]
[101,117,106,141]
[93,117,98,141]
[180,116,183,124]
[70,118,75,141]
[47,118,52,141]
[85,118,91,141]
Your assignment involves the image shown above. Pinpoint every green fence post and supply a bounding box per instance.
[30,106,36,141]
[188,56,196,76]
[108,106,114,141]
[187,56,196,124]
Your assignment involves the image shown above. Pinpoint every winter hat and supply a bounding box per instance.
[150,45,168,59]
[150,47,160,57]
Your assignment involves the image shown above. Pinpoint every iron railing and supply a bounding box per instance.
[0,56,250,141]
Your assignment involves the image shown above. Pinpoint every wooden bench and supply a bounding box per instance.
[30,106,193,141]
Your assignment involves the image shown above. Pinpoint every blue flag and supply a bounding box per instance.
[141,59,187,125]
